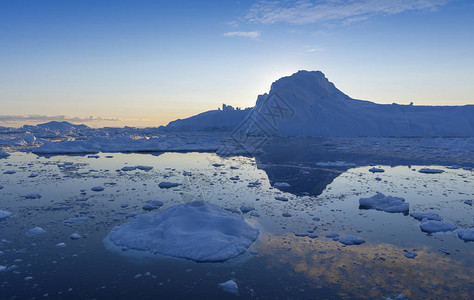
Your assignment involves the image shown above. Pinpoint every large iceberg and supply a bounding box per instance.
[106,201,259,262]
[239,70,474,137]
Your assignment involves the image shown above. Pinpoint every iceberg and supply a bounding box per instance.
[457,228,474,242]
[359,193,409,214]
[420,219,457,233]
[106,201,259,262]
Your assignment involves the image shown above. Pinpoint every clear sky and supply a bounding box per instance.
[1,0,473,127]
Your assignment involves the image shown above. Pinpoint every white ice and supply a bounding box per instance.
[218,279,239,295]
[106,201,259,262]
[359,193,409,214]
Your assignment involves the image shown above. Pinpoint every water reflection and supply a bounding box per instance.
[258,233,473,299]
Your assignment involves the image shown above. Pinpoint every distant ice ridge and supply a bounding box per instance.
[106,201,259,262]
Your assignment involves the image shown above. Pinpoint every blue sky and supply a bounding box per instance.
[1,0,473,127]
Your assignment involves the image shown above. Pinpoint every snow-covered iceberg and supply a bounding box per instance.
[106,201,259,262]
[239,70,474,137]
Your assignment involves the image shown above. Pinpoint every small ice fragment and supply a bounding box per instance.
[0,184,3,189]
[27,227,46,235]
[158,182,180,189]
[339,235,365,245]
[121,166,137,172]
[212,163,224,167]
[308,233,318,238]
[239,206,255,213]
[375,177,382,181]
[70,233,81,240]
[463,200,472,206]
[418,168,444,174]
[359,193,409,214]
[274,196,288,202]
[182,171,192,176]
[218,280,238,295]
[420,219,457,233]
[410,212,442,221]
[369,167,385,173]
[142,200,164,211]
[24,194,42,199]
[0,210,13,219]
[91,186,104,192]
[24,276,33,281]
[325,233,339,239]
[3,170,16,175]
[56,242,66,248]
[312,217,320,221]
[229,176,240,181]
[403,251,417,259]
[274,182,291,188]
[457,228,474,242]
[64,217,89,224]
[76,197,89,202]
[137,165,153,171]
[295,233,308,237]
[282,212,292,217]
[438,248,450,255]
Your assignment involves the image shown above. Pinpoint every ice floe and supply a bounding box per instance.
[410,212,442,221]
[218,280,239,295]
[27,227,46,235]
[70,233,82,240]
[339,235,366,245]
[142,200,164,211]
[418,168,444,174]
[0,210,13,219]
[419,219,457,233]
[106,201,259,262]
[457,228,474,242]
[359,193,409,214]
[158,182,180,189]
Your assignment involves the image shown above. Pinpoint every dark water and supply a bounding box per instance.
[0,151,473,299]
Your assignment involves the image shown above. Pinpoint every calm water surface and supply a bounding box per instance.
[0,152,473,299]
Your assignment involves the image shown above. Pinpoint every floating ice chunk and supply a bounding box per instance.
[22,133,36,145]
[359,193,409,214]
[247,181,261,188]
[27,227,46,235]
[28,173,38,178]
[76,197,89,202]
[182,171,192,176]
[212,163,224,167]
[325,233,339,239]
[106,201,259,262]
[3,170,15,175]
[229,176,240,181]
[218,280,238,295]
[91,186,105,192]
[0,210,13,219]
[0,265,5,272]
[410,212,442,221]
[239,206,255,213]
[64,217,89,224]
[158,182,180,189]
[418,168,444,174]
[464,200,473,206]
[274,196,288,202]
[282,212,292,217]
[56,242,66,247]
[142,200,164,211]
[369,167,385,173]
[420,219,457,233]
[24,276,33,281]
[457,228,474,242]
[121,166,137,172]
[70,233,82,240]
[24,193,42,199]
[339,235,365,245]
[0,184,3,189]
[316,161,356,167]
[274,182,291,188]
[403,251,417,259]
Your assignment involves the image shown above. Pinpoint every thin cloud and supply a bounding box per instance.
[224,31,261,39]
[245,0,450,25]
[0,115,120,125]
